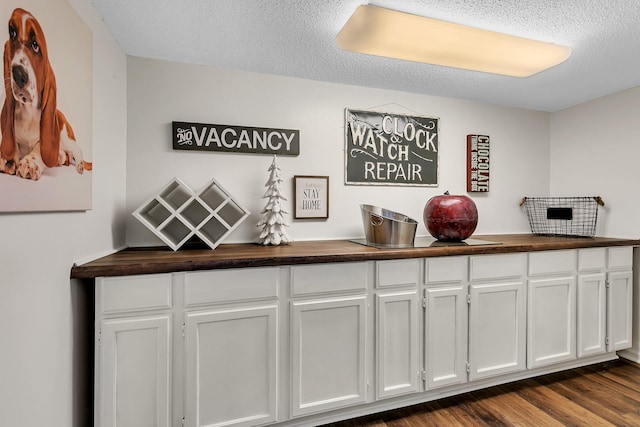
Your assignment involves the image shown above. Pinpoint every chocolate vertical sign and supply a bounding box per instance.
[467,135,489,192]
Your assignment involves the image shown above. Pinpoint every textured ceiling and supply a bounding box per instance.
[90,0,640,112]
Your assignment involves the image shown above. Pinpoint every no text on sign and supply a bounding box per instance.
[172,121,300,155]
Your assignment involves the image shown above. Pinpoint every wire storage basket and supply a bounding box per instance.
[520,196,604,237]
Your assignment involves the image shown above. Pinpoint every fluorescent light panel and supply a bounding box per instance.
[336,5,571,77]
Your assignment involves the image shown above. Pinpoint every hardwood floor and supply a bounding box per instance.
[324,358,640,427]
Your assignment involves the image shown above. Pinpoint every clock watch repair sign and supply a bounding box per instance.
[172,121,300,155]
[344,109,439,186]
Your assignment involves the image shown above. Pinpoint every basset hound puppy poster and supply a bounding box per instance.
[0,0,92,212]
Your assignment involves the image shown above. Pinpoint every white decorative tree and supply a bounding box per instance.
[256,155,293,245]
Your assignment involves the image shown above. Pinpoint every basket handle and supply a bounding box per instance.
[519,196,605,207]
[370,214,384,227]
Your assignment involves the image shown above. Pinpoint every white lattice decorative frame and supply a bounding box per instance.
[133,177,250,250]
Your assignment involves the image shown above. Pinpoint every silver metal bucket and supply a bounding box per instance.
[360,204,418,248]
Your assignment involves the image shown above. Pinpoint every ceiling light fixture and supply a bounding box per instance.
[336,5,572,78]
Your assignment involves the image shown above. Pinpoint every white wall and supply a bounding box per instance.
[550,86,640,238]
[0,1,127,426]
[550,86,640,361]
[126,57,551,247]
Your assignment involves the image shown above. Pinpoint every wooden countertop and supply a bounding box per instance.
[70,234,640,279]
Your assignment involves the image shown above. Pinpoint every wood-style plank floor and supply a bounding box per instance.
[323,359,640,427]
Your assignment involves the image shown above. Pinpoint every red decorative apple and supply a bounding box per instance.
[424,191,478,241]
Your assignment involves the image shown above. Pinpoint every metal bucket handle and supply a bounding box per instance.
[370,214,384,227]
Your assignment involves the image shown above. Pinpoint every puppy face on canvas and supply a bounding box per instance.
[0,7,89,180]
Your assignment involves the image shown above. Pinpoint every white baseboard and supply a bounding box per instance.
[618,348,640,363]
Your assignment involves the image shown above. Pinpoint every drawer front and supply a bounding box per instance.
[99,274,172,314]
[469,253,526,282]
[184,267,279,306]
[578,248,606,272]
[376,259,419,288]
[529,250,576,276]
[608,246,633,270]
[291,262,367,296]
[425,256,467,284]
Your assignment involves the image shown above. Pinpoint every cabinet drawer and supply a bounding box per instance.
[529,250,576,276]
[608,246,633,270]
[184,267,279,306]
[376,259,419,288]
[469,253,526,281]
[425,256,467,284]
[98,274,172,314]
[578,248,606,272]
[291,262,367,296]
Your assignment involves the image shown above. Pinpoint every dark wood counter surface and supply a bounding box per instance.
[70,234,640,279]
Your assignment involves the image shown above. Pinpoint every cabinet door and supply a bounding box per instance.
[607,271,633,351]
[527,277,577,368]
[424,285,468,389]
[468,281,525,380]
[98,315,171,427]
[577,273,607,357]
[184,305,278,427]
[290,296,367,417]
[376,290,419,399]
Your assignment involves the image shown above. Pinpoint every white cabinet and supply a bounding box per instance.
[527,250,577,368]
[424,284,467,389]
[577,248,607,357]
[290,295,367,416]
[468,254,527,380]
[423,257,468,389]
[527,276,577,367]
[100,316,171,427]
[425,254,527,384]
[95,275,173,427]
[607,271,633,351]
[182,267,280,427]
[375,259,420,399]
[577,272,607,356]
[607,246,634,351]
[184,305,278,427]
[92,243,634,427]
[375,291,419,398]
[468,280,526,380]
[289,262,368,417]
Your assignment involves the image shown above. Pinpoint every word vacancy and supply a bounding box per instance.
[345,109,439,186]
[172,121,300,155]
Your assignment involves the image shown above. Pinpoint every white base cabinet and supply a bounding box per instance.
[94,246,634,427]
[376,290,420,399]
[577,248,607,358]
[290,296,367,416]
[527,249,578,368]
[528,276,577,367]
[96,274,173,427]
[99,315,171,427]
[608,271,633,351]
[468,254,527,381]
[424,284,468,389]
[375,259,420,400]
[184,305,278,427]
[469,280,527,379]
